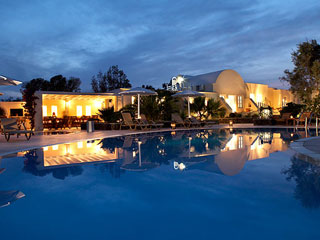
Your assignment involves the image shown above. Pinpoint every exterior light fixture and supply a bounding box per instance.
[229,120,233,127]
[171,122,176,129]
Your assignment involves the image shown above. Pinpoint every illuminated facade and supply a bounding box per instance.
[34,91,132,130]
[169,69,296,114]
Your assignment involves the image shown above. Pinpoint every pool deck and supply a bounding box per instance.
[0,124,319,157]
[290,135,320,160]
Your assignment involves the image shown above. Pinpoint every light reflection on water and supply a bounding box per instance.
[0,128,320,239]
[20,128,310,176]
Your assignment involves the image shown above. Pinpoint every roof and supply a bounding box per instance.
[185,70,225,85]
[35,91,116,101]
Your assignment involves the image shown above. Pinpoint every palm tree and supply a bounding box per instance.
[191,97,226,120]
[206,98,226,119]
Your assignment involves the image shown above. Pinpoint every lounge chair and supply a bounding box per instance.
[0,118,33,141]
[294,112,312,127]
[120,112,138,130]
[273,112,293,125]
[171,113,191,128]
[140,114,164,129]
[190,116,203,127]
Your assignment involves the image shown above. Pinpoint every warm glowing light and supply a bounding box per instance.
[43,106,47,117]
[43,146,48,151]
[229,120,233,127]
[76,106,82,117]
[94,100,102,109]
[51,105,57,116]
[133,151,136,157]
[256,94,263,103]
[131,96,135,104]
[85,106,91,116]
[66,144,72,154]
[77,141,83,148]
[174,161,186,171]
[249,93,255,100]
[171,122,176,129]
[224,134,237,151]
[52,145,59,150]
[238,136,243,149]
[87,142,92,148]
[190,146,195,153]
[176,76,184,84]
[225,95,236,112]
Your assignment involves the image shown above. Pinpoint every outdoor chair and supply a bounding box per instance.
[294,112,312,127]
[171,113,191,128]
[140,114,164,129]
[190,116,203,127]
[120,112,138,130]
[0,118,33,142]
[273,112,293,125]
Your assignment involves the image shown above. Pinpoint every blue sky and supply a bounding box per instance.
[0,0,319,97]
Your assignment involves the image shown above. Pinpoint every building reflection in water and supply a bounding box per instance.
[22,128,316,179]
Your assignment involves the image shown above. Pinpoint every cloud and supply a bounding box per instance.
[0,0,319,96]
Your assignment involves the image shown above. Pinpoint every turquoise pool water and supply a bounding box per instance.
[0,128,320,239]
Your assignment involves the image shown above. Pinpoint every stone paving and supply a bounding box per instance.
[290,135,320,160]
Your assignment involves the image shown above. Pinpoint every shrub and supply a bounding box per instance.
[280,102,305,118]
[97,107,121,123]
[229,112,242,118]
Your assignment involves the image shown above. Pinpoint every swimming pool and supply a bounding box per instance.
[0,128,320,239]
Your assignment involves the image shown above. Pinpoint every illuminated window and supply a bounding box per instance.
[77,141,83,148]
[51,105,57,116]
[256,94,262,103]
[131,96,135,105]
[85,106,91,116]
[43,106,47,117]
[76,106,82,117]
[237,96,243,108]
[282,97,287,107]
[94,101,102,109]
[52,145,59,150]
[249,93,254,100]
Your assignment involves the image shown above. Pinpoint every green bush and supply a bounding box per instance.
[229,112,242,118]
[97,107,121,123]
[280,102,305,117]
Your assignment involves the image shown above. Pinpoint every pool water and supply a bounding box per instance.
[0,128,320,240]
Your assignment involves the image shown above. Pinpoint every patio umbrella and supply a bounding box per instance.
[172,90,204,118]
[120,140,159,171]
[0,75,22,86]
[119,87,157,119]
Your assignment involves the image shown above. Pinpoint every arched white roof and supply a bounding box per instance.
[186,69,247,96]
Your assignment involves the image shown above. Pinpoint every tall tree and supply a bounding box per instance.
[91,65,131,92]
[280,39,320,104]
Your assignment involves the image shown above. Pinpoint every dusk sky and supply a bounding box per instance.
[1,0,319,98]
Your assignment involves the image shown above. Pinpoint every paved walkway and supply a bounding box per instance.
[290,136,320,160]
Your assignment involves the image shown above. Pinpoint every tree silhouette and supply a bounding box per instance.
[91,65,131,92]
[282,154,320,209]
